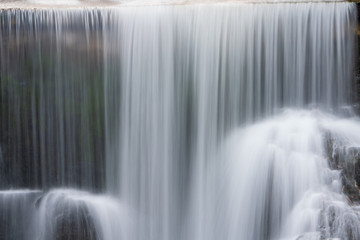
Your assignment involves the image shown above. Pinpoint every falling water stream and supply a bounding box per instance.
[0,1,360,240]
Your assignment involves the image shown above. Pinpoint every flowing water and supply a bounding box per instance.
[0,1,360,240]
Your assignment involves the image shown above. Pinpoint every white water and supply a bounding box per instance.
[104,4,358,240]
[215,110,360,240]
[0,2,359,240]
[32,189,131,240]
[2,111,360,240]
[0,0,350,9]
[0,189,131,239]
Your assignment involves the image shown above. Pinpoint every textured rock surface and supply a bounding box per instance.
[325,132,360,204]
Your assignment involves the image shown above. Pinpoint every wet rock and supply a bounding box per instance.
[319,200,360,240]
[325,133,360,203]
[32,190,118,240]
[53,204,98,240]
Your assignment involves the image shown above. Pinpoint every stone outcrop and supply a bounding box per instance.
[325,132,360,204]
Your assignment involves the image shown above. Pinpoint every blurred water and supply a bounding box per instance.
[0,0,350,9]
[215,110,360,240]
[32,189,131,240]
[0,2,359,240]
[0,190,41,239]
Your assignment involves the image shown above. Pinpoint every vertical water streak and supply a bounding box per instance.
[0,9,106,190]
[0,2,359,240]
[103,3,358,240]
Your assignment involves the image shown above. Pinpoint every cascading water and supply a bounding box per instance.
[0,1,359,240]
[215,110,360,240]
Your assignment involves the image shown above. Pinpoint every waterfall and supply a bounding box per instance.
[215,110,360,240]
[0,1,360,240]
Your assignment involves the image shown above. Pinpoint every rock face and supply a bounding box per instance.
[34,190,100,240]
[325,132,360,204]
[320,133,360,240]
[52,204,98,240]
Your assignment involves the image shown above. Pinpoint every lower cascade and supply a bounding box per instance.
[0,1,360,240]
[216,110,360,240]
[2,111,360,240]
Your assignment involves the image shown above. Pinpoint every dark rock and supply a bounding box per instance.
[53,204,98,240]
[324,132,360,203]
